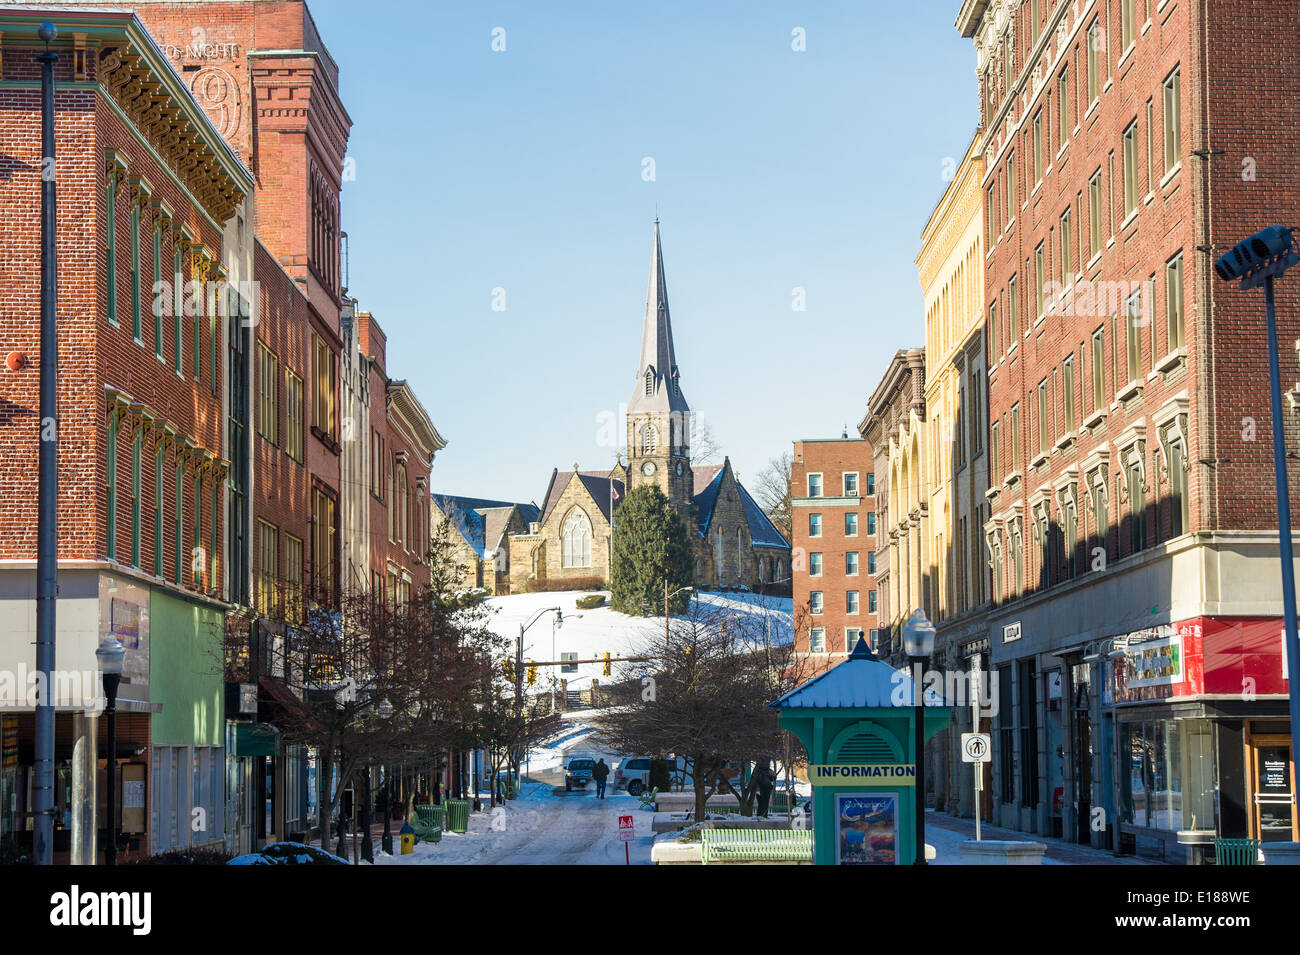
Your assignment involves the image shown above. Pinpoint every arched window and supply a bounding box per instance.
[737,528,744,576]
[643,424,658,454]
[561,508,592,568]
[644,368,654,396]
[715,530,724,581]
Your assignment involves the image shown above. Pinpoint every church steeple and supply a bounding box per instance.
[628,219,689,416]
[627,219,693,507]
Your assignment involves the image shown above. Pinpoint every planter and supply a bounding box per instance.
[958,839,1047,865]
[1261,842,1300,865]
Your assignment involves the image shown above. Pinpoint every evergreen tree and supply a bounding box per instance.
[611,485,694,616]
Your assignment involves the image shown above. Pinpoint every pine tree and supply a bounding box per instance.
[611,485,694,616]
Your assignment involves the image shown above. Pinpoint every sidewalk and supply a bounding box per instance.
[927,811,1164,865]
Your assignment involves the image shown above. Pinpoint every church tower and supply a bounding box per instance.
[626,220,694,509]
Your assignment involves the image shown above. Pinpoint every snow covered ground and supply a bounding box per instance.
[483,588,793,695]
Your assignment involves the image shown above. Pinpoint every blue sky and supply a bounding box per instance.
[308,0,978,504]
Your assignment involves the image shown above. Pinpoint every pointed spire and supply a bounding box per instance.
[629,219,689,415]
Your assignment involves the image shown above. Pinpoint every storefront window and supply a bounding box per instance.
[1120,718,1215,832]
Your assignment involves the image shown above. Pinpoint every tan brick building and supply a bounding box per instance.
[790,438,880,671]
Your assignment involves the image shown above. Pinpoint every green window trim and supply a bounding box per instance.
[106,176,118,327]
[194,475,203,588]
[209,310,218,396]
[153,225,164,358]
[173,249,183,374]
[210,481,219,592]
[130,199,141,340]
[130,430,141,567]
[106,415,118,561]
[153,446,164,577]
[174,462,184,584]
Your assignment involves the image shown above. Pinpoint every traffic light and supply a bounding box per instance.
[1214,225,1293,281]
[527,661,538,686]
[602,652,611,676]
[501,658,514,682]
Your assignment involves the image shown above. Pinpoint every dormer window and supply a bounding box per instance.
[644,368,654,396]
[671,368,680,396]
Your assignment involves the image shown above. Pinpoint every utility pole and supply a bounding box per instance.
[34,21,59,867]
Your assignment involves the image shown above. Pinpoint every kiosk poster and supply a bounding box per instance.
[835,793,898,865]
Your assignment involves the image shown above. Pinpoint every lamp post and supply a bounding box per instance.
[1214,226,1300,757]
[95,638,125,866]
[377,699,393,853]
[902,609,935,866]
[664,582,693,643]
[516,607,562,794]
[33,19,59,868]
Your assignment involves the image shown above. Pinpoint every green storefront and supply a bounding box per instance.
[774,639,951,865]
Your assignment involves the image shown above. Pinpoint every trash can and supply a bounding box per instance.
[445,799,471,834]
[413,804,444,844]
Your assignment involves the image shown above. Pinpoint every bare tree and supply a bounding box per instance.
[590,597,814,820]
[754,450,793,543]
[691,418,722,465]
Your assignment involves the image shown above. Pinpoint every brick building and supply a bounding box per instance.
[0,8,253,860]
[789,438,880,670]
[959,0,1300,858]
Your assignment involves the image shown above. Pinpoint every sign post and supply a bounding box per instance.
[963,658,991,842]
[618,813,634,865]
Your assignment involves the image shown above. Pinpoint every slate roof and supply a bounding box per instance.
[627,220,690,416]
[771,637,943,709]
[539,470,625,526]
[432,494,540,559]
[692,462,790,549]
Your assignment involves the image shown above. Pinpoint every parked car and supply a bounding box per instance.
[564,757,596,792]
[614,756,690,796]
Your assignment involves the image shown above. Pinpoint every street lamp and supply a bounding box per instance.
[376,698,394,853]
[1215,226,1300,763]
[516,607,562,798]
[902,609,935,867]
[95,637,125,865]
[664,583,693,643]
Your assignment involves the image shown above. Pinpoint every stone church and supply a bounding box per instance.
[437,222,790,594]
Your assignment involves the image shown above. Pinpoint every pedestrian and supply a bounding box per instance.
[755,760,775,818]
[592,758,610,799]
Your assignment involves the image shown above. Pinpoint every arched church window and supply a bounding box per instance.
[737,528,744,577]
[561,508,592,568]
[644,368,654,396]
[643,424,658,454]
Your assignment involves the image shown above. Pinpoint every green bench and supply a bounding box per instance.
[409,804,444,844]
[700,828,812,864]
[1214,838,1260,865]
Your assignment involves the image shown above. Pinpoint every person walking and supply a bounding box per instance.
[593,758,610,799]
[755,760,775,818]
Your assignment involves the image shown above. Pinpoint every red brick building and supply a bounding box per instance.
[0,8,253,860]
[960,0,1300,858]
[790,438,879,670]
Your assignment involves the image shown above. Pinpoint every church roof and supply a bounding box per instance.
[692,462,790,550]
[627,220,690,417]
[431,494,540,559]
[539,469,625,526]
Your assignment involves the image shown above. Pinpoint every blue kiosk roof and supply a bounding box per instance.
[771,637,944,709]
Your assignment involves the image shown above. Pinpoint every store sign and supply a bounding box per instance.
[1125,632,1184,689]
[808,764,915,785]
[110,598,140,650]
[1003,621,1022,643]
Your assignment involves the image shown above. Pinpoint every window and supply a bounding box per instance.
[808,513,822,537]
[1060,208,1072,280]
[846,590,859,615]
[868,551,877,575]
[1006,150,1017,222]
[810,592,823,615]
[172,248,183,373]
[1019,660,1040,809]
[561,507,592,568]
[843,472,859,496]
[1034,243,1045,317]
[845,512,858,536]
[1032,110,1044,183]
[1029,0,1039,41]
[1091,477,1109,564]
[153,225,163,359]
[866,512,877,536]
[130,195,141,340]
[153,446,164,577]
[1063,355,1076,432]
[1146,98,1154,193]
[1058,68,1071,146]
[312,487,337,606]
[1121,0,1136,51]
[1010,402,1021,467]
[1126,289,1142,383]
[312,332,337,438]
[1062,494,1078,579]
[1163,68,1181,172]
[285,370,304,462]
[989,300,1000,358]
[209,480,218,592]
[810,627,826,653]
[866,473,875,495]
[987,184,997,241]
[1088,170,1103,258]
[991,420,1001,481]
[106,174,118,326]
[371,430,384,498]
[1092,328,1105,409]
[192,257,203,379]
[1008,274,1020,340]
[1166,252,1184,351]
[810,553,823,576]
[285,533,303,622]
[395,460,408,548]
[173,462,184,585]
[1086,20,1101,103]
[257,344,278,445]
[106,414,118,561]
[1128,458,1146,553]
[808,473,823,497]
[1168,436,1188,536]
[868,590,878,614]
[257,520,278,617]
[846,552,859,576]
[642,424,657,453]
[644,369,653,396]
[1122,120,1139,216]
[1037,379,1049,454]
[130,430,141,567]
